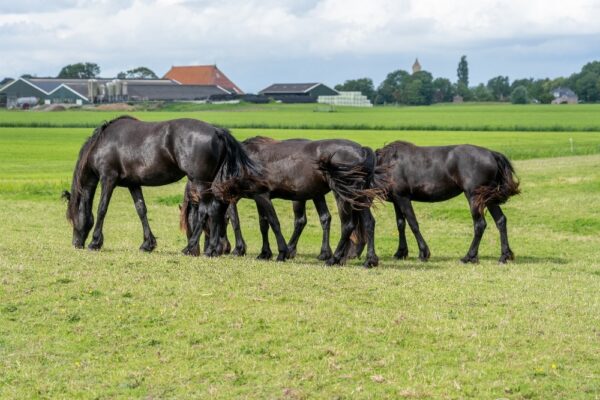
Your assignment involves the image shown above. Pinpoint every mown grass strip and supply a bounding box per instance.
[3,121,600,132]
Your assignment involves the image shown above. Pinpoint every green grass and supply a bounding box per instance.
[0,105,599,398]
[2,103,600,131]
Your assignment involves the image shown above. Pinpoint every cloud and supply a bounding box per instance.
[0,0,599,87]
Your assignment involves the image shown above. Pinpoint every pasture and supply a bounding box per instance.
[0,104,599,399]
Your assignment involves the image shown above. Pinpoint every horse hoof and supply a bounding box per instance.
[232,247,246,257]
[276,252,288,262]
[419,249,431,261]
[257,251,272,260]
[325,257,340,266]
[87,243,102,251]
[204,250,218,258]
[394,249,408,260]
[287,247,297,259]
[498,252,514,264]
[363,256,379,268]
[317,251,332,261]
[140,240,157,252]
[182,246,200,257]
[460,255,479,264]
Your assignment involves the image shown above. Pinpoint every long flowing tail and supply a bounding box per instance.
[473,151,521,214]
[318,146,386,210]
[212,128,264,201]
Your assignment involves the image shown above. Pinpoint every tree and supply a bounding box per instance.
[487,76,510,101]
[472,83,494,101]
[375,70,410,104]
[335,78,376,101]
[432,77,454,103]
[457,55,469,87]
[117,66,158,80]
[455,82,472,101]
[402,70,434,105]
[57,62,100,79]
[575,72,600,102]
[510,85,529,104]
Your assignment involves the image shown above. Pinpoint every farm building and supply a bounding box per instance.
[551,87,578,104]
[259,83,338,103]
[0,77,233,108]
[163,65,243,94]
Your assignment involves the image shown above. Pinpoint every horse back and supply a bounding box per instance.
[378,142,497,202]
[89,118,222,186]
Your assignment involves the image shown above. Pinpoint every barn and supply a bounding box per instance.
[259,83,338,103]
[163,65,244,94]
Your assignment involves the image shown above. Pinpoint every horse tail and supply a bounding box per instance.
[473,151,521,214]
[212,128,263,202]
[318,146,385,210]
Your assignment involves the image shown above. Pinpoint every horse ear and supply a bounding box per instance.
[61,190,71,201]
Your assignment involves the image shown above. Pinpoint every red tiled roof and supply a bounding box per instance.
[163,65,243,94]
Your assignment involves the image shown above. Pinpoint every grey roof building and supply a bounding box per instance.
[0,77,232,108]
[259,83,337,103]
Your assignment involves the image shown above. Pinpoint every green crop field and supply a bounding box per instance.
[2,103,600,131]
[0,105,599,399]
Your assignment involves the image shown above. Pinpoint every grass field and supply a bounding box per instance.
[0,105,599,398]
[2,103,600,131]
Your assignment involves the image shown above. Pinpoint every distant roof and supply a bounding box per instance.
[552,87,577,98]
[163,65,243,94]
[259,83,323,94]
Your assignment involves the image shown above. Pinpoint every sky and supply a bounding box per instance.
[1,0,599,93]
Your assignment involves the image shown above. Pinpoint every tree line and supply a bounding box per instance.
[335,57,600,104]
[19,63,159,81]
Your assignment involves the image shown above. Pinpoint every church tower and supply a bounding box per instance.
[412,58,422,74]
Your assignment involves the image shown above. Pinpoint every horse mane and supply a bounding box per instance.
[242,136,280,146]
[66,115,138,224]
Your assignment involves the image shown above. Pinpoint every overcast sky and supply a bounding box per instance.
[1,0,599,92]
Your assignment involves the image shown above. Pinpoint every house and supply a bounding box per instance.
[0,77,233,108]
[259,83,337,103]
[163,65,243,94]
[551,87,578,104]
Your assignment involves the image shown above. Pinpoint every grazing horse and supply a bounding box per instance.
[373,141,520,263]
[184,136,384,267]
[62,116,259,255]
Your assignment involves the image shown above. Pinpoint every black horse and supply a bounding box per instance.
[183,137,384,267]
[373,141,520,263]
[62,116,258,255]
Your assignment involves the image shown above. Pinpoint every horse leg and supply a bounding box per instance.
[228,202,246,256]
[287,200,307,259]
[220,203,232,255]
[204,198,228,257]
[182,182,209,257]
[256,200,272,260]
[88,176,117,251]
[397,196,430,261]
[360,208,379,268]
[128,186,157,252]
[393,200,409,259]
[326,199,358,266]
[488,203,514,263]
[461,196,487,263]
[254,194,290,261]
[313,196,333,261]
